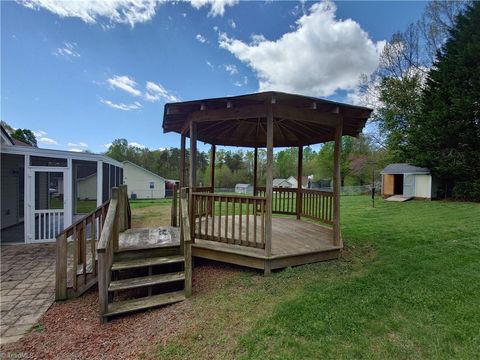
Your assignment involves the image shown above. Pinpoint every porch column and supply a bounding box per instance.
[96,161,103,207]
[180,133,186,188]
[296,146,303,220]
[210,144,216,190]
[333,119,343,247]
[265,99,274,270]
[253,147,258,195]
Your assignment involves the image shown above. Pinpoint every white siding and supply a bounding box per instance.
[123,162,165,199]
[415,174,431,198]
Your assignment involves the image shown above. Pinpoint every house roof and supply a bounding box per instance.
[1,125,14,145]
[162,91,372,148]
[1,144,123,166]
[122,161,166,181]
[381,163,430,175]
[273,178,291,187]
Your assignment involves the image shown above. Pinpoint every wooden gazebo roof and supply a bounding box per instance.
[162,91,372,147]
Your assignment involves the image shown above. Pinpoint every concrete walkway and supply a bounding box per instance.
[0,244,56,345]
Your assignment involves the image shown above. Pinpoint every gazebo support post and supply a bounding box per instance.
[253,147,258,195]
[296,146,303,220]
[189,121,197,242]
[209,144,215,215]
[333,119,343,247]
[264,100,274,274]
[179,133,186,252]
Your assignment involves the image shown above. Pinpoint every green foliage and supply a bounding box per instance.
[408,3,480,197]
[453,181,480,202]
[11,128,37,147]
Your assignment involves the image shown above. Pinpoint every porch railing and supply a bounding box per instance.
[55,185,131,301]
[191,192,266,249]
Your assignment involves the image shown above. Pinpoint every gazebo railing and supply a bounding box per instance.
[191,192,266,249]
[256,187,297,215]
[300,189,333,225]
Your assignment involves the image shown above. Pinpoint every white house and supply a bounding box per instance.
[381,163,434,199]
[1,127,123,244]
[122,161,166,199]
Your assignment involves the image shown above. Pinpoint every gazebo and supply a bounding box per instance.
[163,91,372,274]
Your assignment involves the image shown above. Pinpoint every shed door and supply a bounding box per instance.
[403,174,415,197]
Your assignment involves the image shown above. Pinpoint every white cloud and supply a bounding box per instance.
[223,64,238,75]
[190,0,239,17]
[54,41,80,58]
[144,81,180,102]
[39,137,59,145]
[233,76,248,87]
[196,34,207,43]
[107,75,142,97]
[206,60,214,69]
[228,19,236,29]
[101,99,143,111]
[129,141,146,148]
[69,148,83,152]
[18,0,160,27]
[219,1,385,97]
[105,143,112,148]
[19,0,238,26]
[33,130,47,137]
[68,141,88,148]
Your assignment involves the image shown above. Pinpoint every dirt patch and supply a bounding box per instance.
[0,262,246,360]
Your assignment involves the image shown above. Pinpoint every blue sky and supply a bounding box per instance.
[1,0,426,153]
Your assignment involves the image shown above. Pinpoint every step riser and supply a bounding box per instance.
[114,245,181,261]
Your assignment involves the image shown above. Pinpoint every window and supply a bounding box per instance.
[149,181,155,189]
[30,156,67,167]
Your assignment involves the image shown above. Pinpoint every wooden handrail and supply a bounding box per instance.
[62,201,110,238]
[97,199,118,253]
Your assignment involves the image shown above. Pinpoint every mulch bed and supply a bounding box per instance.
[1,261,242,360]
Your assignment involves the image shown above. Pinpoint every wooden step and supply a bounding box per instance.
[105,291,185,318]
[108,272,185,292]
[111,255,184,271]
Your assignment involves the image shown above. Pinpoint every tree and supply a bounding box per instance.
[11,129,37,147]
[408,2,480,197]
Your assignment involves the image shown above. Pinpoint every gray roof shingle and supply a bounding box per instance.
[381,163,430,174]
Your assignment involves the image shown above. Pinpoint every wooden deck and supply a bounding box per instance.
[116,218,340,273]
[192,217,340,272]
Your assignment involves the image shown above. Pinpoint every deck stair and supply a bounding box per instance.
[103,250,186,320]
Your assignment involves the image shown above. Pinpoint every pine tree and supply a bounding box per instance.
[408,2,480,197]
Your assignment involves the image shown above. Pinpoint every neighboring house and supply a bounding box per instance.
[0,125,123,244]
[381,163,434,199]
[122,161,166,199]
[76,173,97,200]
[235,183,252,194]
[273,176,310,188]
[273,178,293,188]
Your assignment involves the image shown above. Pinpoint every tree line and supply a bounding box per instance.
[359,1,479,200]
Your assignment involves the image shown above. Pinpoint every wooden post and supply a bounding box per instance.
[189,121,197,242]
[171,184,178,227]
[210,144,216,189]
[180,133,186,188]
[111,188,119,251]
[333,119,343,247]
[253,147,258,195]
[181,188,192,297]
[296,146,303,220]
[55,233,67,300]
[265,98,274,273]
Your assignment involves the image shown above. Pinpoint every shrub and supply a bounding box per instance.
[453,181,480,202]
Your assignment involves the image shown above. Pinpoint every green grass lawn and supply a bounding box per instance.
[152,196,480,359]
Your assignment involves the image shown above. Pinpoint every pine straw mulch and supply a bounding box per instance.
[1,261,246,360]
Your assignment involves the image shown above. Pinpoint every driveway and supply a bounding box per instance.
[0,244,56,345]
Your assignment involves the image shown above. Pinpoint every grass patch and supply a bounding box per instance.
[130,199,172,209]
[147,196,480,359]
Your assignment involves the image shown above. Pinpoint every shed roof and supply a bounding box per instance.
[162,91,372,148]
[122,161,166,181]
[381,163,430,175]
